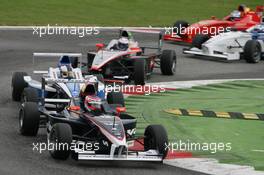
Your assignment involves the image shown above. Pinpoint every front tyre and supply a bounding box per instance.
[173,20,189,36]
[160,50,177,75]
[12,72,28,101]
[107,91,125,107]
[192,34,210,49]
[144,125,169,159]
[49,123,72,160]
[19,102,40,136]
[244,40,262,63]
[134,59,145,85]
[21,87,39,103]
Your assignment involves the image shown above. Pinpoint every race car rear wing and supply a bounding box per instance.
[120,28,163,53]
[40,75,96,106]
[32,52,83,73]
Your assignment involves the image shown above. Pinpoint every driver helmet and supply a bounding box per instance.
[117,37,129,51]
[230,10,241,19]
[84,95,102,112]
[60,65,74,79]
[238,4,246,12]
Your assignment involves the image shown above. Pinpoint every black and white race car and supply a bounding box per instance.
[12,53,169,162]
[86,29,177,85]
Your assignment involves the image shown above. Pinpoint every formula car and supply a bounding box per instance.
[164,5,264,44]
[85,29,176,85]
[17,75,169,162]
[11,53,106,102]
[183,23,264,63]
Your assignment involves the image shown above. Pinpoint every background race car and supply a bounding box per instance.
[164,5,264,44]
[183,23,264,63]
[85,29,177,85]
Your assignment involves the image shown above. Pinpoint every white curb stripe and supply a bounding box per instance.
[147,78,264,89]
[164,158,264,175]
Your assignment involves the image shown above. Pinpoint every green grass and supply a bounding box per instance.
[0,0,262,26]
[126,80,264,170]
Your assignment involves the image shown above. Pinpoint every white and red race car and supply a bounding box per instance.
[86,29,177,85]
[183,22,264,63]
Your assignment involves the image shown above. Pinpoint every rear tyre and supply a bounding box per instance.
[21,87,38,103]
[49,123,72,160]
[19,102,40,136]
[134,59,145,85]
[69,57,78,68]
[12,72,28,101]
[192,34,210,49]
[160,50,177,75]
[107,91,125,107]
[173,20,189,36]
[144,125,169,159]
[244,40,262,63]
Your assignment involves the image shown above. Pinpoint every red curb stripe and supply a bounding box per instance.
[128,139,192,159]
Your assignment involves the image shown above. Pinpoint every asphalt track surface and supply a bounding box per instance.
[1,28,264,175]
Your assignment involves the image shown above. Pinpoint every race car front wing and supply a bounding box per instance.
[183,47,241,61]
[73,149,163,161]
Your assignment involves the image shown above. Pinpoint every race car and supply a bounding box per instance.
[183,23,264,63]
[17,75,169,162]
[164,5,264,44]
[11,53,106,103]
[85,29,177,85]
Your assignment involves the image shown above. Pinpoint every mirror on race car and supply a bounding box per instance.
[96,43,105,51]
[116,107,126,114]
[68,105,81,111]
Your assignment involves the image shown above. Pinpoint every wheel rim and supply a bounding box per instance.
[253,46,261,61]
[49,129,57,154]
[19,109,24,129]
[171,59,176,72]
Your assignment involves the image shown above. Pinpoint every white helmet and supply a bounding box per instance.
[117,37,129,51]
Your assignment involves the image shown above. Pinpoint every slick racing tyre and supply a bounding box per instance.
[19,102,40,136]
[160,50,176,75]
[144,125,169,159]
[69,57,78,68]
[49,123,72,160]
[134,59,145,85]
[173,20,189,36]
[244,40,262,63]
[12,72,28,101]
[21,87,39,103]
[107,91,125,107]
[192,34,210,49]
